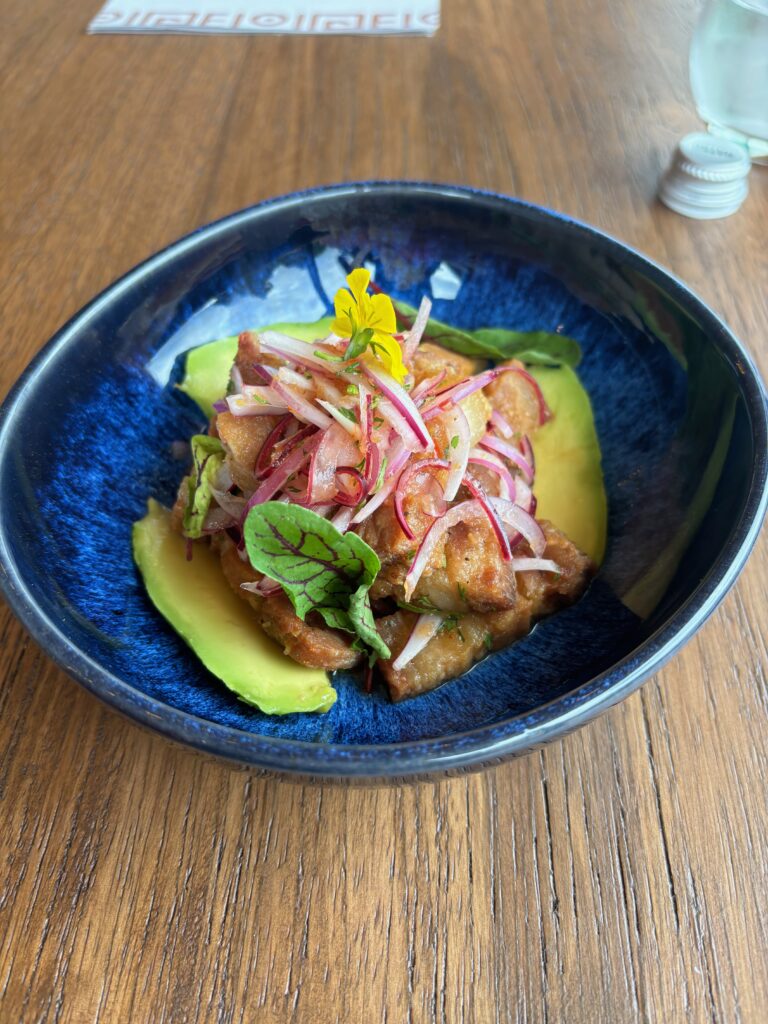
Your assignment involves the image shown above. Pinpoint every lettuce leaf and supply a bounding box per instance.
[243,502,390,662]
[182,435,225,539]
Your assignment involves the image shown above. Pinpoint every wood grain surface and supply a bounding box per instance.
[2,1,768,1021]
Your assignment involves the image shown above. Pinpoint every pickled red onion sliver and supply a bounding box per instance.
[402,296,432,362]
[403,500,482,600]
[393,458,450,540]
[442,405,471,501]
[479,434,534,484]
[467,452,515,500]
[361,361,433,451]
[270,379,333,430]
[392,613,443,671]
[511,558,560,573]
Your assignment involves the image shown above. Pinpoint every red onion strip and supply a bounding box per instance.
[402,296,432,362]
[378,398,424,452]
[511,558,560,573]
[467,452,516,500]
[462,475,512,561]
[404,500,483,600]
[316,399,360,437]
[361,361,433,451]
[269,379,333,430]
[489,497,546,556]
[334,466,366,506]
[350,446,411,524]
[226,394,287,417]
[330,506,355,533]
[254,415,293,476]
[411,370,447,404]
[489,409,515,438]
[259,330,352,372]
[443,405,471,501]
[391,613,443,671]
[479,434,534,484]
[394,458,450,540]
[244,432,322,514]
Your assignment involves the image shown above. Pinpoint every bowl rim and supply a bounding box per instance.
[1,180,767,777]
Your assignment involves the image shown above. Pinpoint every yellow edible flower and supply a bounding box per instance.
[332,268,408,383]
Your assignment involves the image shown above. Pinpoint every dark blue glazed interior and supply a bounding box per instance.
[0,184,765,776]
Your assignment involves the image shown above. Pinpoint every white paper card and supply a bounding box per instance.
[88,1,440,35]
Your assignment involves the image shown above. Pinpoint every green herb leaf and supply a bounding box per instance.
[345,384,360,396]
[349,586,390,662]
[438,614,459,635]
[450,434,460,448]
[472,330,582,367]
[374,457,387,493]
[243,503,390,661]
[313,349,344,362]
[393,299,480,353]
[182,435,225,539]
[338,407,358,423]
[392,298,581,367]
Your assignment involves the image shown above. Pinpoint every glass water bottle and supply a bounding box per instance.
[690,0,768,161]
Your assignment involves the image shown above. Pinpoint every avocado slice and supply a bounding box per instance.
[527,364,607,565]
[132,499,336,715]
[177,318,334,417]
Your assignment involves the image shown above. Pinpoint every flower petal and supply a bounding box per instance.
[373,332,408,383]
[332,288,356,338]
[346,268,371,306]
[369,292,397,334]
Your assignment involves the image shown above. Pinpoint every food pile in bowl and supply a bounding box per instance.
[134,269,606,713]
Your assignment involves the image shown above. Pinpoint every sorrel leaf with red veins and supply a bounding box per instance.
[243,502,390,661]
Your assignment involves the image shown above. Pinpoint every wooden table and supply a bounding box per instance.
[2,2,768,1021]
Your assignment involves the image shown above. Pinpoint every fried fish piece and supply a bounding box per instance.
[215,411,278,494]
[377,521,594,700]
[258,592,363,671]
[483,359,542,436]
[412,342,483,387]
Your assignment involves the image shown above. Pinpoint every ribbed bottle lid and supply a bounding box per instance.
[659,133,751,220]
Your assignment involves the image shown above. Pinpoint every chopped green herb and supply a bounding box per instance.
[457,582,468,602]
[339,407,358,423]
[437,614,460,635]
[314,349,343,362]
[346,384,360,396]
[483,631,493,651]
[397,597,441,615]
[450,434,460,449]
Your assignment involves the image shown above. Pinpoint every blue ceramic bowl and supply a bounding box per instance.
[1,183,766,778]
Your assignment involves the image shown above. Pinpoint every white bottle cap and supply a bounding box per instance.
[659,133,751,220]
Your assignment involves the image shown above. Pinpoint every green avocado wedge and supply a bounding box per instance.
[132,499,336,715]
[177,318,334,417]
[529,364,607,566]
